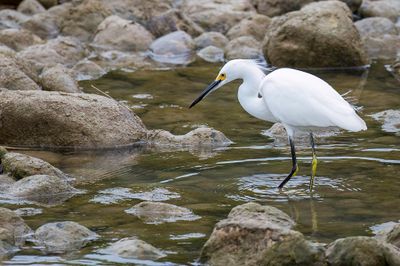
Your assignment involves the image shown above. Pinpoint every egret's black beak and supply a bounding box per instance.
[189,80,221,108]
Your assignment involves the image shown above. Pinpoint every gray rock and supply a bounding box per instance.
[147,127,232,147]
[0,54,40,90]
[7,175,78,205]
[263,1,368,68]
[197,46,224,63]
[71,59,106,81]
[21,12,59,39]
[227,14,271,41]
[390,57,400,81]
[355,17,398,36]
[200,202,326,266]
[0,28,43,51]
[92,15,154,52]
[0,89,147,148]
[0,45,16,57]
[17,0,46,15]
[359,0,400,22]
[0,207,32,247]
[251,0,313,17]
[145,9,204,38]
[149,31,195,65]
[226,36,262,60]
[98,237,166,260]
[376,223,400,248]
[35,221,98,253]
[40,64,81,93]
[0,9,29,30]
[370,109,400,134]
[182,0,255,33]
[326,236,400,266]
[125,201,200,224]
[2,152,69,180]
[16,36,87,75]
[194,31,228,49]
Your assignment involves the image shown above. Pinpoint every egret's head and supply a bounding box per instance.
[189,60,240,108]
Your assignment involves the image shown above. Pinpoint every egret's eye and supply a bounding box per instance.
[218,73,226,81]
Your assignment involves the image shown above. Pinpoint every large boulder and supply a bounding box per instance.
[0,54,40,91]
[0,28,43,51]
[35,221,98,253]
[227,14,271,41]
[98,237,166,260]
[359,0,400,22]
[355,17,399,59]
[182,0,255,34]
[263,1,368,67]
[2,152,69,180]
[200,202,325,265]
[92,15,154,52]
[326,236,400,266]
[40,64,81,93]
[250,0,313,17]
[0,89,147,148]
[149,30,195,64]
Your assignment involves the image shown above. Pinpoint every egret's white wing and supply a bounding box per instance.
[259,68,366,132]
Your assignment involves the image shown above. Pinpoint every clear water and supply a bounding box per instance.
[3,62,400,265]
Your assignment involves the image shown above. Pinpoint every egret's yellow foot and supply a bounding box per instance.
[309,154,318,192]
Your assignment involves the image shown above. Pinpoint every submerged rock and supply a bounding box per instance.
[92,15,154,52]
[326,236,400,266]
[200,202,325,266]
[263,1,368,67]
[35,221,98,253]
[0,28,43,51]
[0,54,40,91]
[370,110,400,134]
[197,46,224,63]
[227,14,271,41]
[17,0,45,16]
[194,31,228,49]
[225,36,262,60]
[359,0,400,22]
[98,237,166,260]
[0,89,147,148]
[125,201,200,224]
[7,175,78,205]
[0,207,32,247]
[71,59,106,81]
[2,152,69,180]
[149,31,195,65]
[40,64,81,93]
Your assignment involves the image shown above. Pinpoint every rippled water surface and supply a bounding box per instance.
[4,62,400,265]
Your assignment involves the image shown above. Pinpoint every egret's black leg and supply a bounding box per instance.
[309,132,318,192]
[278,137,298,189]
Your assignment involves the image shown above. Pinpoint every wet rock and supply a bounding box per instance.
[40,64,81,93]
[0,9,29,30]
[376,223,400,248]
[147,127,232,147]
[60,0,111,41]
[7,175,78,205]
[370,110,400,134]
[17,0,45,15]
[390,57,400,81]
[71,59,106,81]
[149,31,195,65]
[92,15,153,52]
[227,14,271,41]
[226,36,262,60]
[21,12,59,39]
[0,54,40,90]
[98,237,166,260]
[2,152,70,180]
[16,36,87,75]
[194,31,228,49]
[35,221,98,253]
[197,46,224,63]
[146,9,204,38]
[200,202,325,265]
[14,207,42,217]
[0,207,32,247]
[125,201,200,224]
[359,0,400,22]
[251,0,313,17]
[182,0,255,34]
[326,236,400,266]
[355,17,400,59]
[91,50,156,72]
[0,89,147,148]
[263,1,368,67]
[0,28,43,51]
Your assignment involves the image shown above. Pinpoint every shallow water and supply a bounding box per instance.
[3,61,400,265]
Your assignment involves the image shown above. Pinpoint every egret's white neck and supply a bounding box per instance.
[237,64,277,122]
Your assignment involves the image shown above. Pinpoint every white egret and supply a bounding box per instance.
[189,59,367,191]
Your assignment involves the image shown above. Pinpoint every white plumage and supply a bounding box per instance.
[190,59,367,190]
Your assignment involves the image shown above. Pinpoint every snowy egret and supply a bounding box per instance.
[189,59,367,191]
